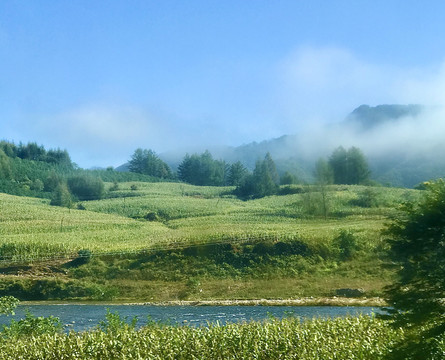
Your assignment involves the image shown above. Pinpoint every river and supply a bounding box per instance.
[0,305,382,332]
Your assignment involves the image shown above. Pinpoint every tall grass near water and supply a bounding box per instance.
[0,315,402,359]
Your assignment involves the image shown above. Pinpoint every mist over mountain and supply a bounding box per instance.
[344,104,424,131]
[119,104,445,188]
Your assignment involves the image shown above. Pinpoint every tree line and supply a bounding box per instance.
[0,140,371,205]
[0,141,73,168]
[128,145,371,199]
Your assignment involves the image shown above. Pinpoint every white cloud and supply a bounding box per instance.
[59,105,152,143]
[274,46,445,162]
[278,46,402,124]
[24,104,173,167]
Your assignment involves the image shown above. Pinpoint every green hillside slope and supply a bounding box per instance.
[0,181,423,302]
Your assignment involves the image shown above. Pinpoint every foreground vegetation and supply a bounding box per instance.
[0,313,405,360]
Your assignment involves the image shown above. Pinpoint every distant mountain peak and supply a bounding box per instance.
[346,104,424,130]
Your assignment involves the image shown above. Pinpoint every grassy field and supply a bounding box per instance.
[0,314,403,359]
[0,182,422,301]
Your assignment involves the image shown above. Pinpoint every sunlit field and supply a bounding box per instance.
[0,182,420,261]
[0,182,423,301]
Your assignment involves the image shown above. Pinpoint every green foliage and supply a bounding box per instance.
[50,182,72,207]
[314,158,333,185]
[67,175,105,201]
[0,149,12,180]
[350,188,379,208]
[329,146,370,185]
[0,278,119,301]
[0,296,20,316]
[67,249,93,267]
[227,161,248,186]
[280,171,298,185]
[383,179,445,359]
[44,171,63,192]
[0,140,73,168]
[0,316,405,359]
[129,148,172,179]
[70,238,317,282]
[332,230,359,261]
[1,311,62,338]
[99,309,138,333]
[178,150,227,186]
[235,153,279,199]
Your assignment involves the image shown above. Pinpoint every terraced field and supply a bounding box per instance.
[0,182,423,301]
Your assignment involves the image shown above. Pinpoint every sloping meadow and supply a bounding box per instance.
[0,182,422,301]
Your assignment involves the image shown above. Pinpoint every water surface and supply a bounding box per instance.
[0,305,381,332]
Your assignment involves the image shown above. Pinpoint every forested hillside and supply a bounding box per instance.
[0,141,159,202]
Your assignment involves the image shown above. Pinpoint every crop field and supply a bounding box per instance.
[0,182,420,261]
[0,182,424,301]
[0,314,404,360]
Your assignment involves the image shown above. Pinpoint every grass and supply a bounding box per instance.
[0,182,423,301]
[0,315,404,359]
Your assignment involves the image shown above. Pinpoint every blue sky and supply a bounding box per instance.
[2,1,445,168]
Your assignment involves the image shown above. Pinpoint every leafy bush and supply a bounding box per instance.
[2,311,62,338]
[67,175,105,201]
[0,296,20,316]
[99,309,138,334]
[332,230,359,261]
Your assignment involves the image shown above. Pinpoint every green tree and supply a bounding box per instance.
[128,148,172,179]
[314,158,333,185]
[67,175,104,201]
[383,179,445,359]
[328,146,370,185]
[253,157,278,197]
[45,148,73,168]
[329,146,348,184]
[264,152,280,185]
[0,141,17,158]
[227,161,248,186]
[17,142,46,161]
[235,153,279,199]
[314,158,333,219]
[50,182,72,207]
[177,151,226,186]
[280,171,298,185]
[347,146,371,184]
[44,172,63,192]
[0,149,12,180]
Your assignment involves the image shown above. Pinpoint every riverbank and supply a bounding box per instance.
[135,297,387,307]
[21,296,386,307]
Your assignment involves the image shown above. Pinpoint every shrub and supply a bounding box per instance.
[1,311,62,338]
[67,175,104,201]
[50,183,72,207]
[0,296,20,316]
[350,188,378,208]
[332,230,359,261]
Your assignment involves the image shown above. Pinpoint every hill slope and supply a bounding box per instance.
[0,181,422,301]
